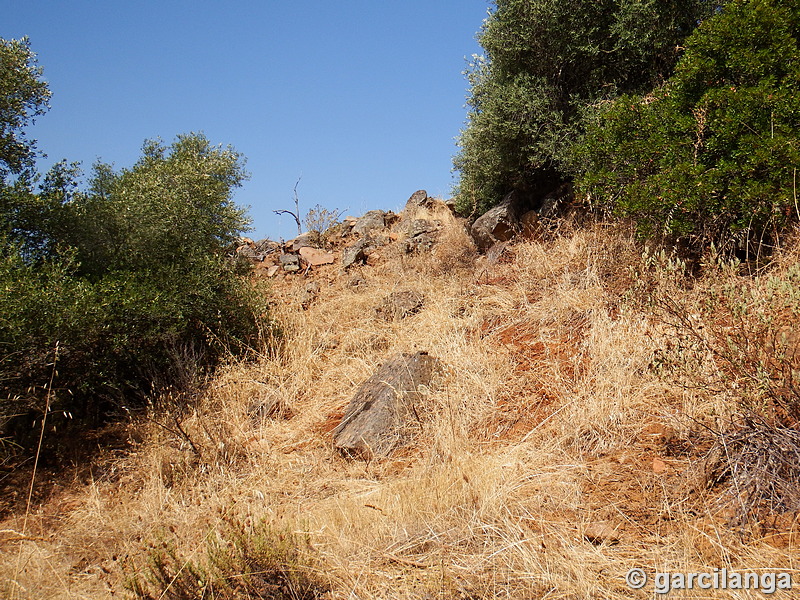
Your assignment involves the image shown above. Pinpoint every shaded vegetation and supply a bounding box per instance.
[0,37,268,444]
[576,0,800,253]
[454,0,719,215]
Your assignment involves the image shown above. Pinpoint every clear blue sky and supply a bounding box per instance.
[3,1,489,241]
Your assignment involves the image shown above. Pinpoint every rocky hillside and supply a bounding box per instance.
[2,191,799,599]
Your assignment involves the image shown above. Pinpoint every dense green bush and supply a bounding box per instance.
[576,0,800,252]
[453,0,717,215]
[1,135,268,431]
[0,37,268,438]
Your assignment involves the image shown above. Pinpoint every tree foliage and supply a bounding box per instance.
[454,0,718,215]
[576,0,800,251]
[0,37,53,256]
[0,37,50,181]
[0,37,267,438]
[2,134,266,430]
[61,135,250,276]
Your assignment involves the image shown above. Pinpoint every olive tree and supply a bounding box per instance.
[454,0,720,215]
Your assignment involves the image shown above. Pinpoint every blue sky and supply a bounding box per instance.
[3,1,489,241]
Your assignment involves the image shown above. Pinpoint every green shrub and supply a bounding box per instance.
[576,0,800,252]
[1,33,269,444]
[453,0,717,215]
[1,134,270,440]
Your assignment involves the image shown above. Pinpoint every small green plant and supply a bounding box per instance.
[126,516,328,600]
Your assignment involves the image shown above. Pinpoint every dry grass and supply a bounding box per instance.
[2,208,799,599]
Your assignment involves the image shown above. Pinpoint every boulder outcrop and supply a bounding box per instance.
[333,352,441,459]
[469,191,523,251]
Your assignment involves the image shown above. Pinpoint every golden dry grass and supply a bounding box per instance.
[2,206,799,599]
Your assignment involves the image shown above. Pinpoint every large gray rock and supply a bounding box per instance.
[339,217,358,237]
[341,238,373,268]
[352,210,388,236]
[470,192,522,251]
[333,352,441,459]
[402,219,441,254]
[279,253,300,266]
[341,235,387,268]
[407,219,441,238]
[279,253,301,272]
[287,232,317,252]
[253,238,280,254]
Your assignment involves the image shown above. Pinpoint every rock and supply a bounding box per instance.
[470,191,522,251]
[298,246,335,266]
[265,265,280,277]
[254,260,275,272]
[301,281,321,310]
[407,219,440,238]
[253,238,280,254]
[402,219,441,253]
[279,253,300,267]
[384,211,400,228]
[486,241,509,265]
[443,198,458,214]
[537,194,562,219]
[237,239,277,262]
[375,290,424,321]
[333,352,441,458]
[404,190,431,211]
[536,183,572,219]
[403,232,438,254]
[279,253,301,272]
[342,237,377,269]
[237,244,261,261]
[340,216,358,236]
[352,210,387,236]
[287,232,317,252]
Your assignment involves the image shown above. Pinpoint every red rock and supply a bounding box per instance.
[298,247,335,266]
[652,458,667,473]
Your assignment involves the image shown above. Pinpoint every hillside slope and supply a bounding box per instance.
[2,197,798,599]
